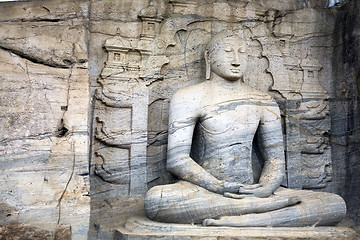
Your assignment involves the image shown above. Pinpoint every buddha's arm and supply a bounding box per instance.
[166,89,225,194]
[256,102,285,195]
[235,101,285,198]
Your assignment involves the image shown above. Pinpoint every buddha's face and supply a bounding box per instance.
[207,37,248,81]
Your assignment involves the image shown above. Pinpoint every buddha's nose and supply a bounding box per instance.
[231,52,240,66]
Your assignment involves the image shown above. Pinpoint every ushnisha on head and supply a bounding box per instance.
[205,30,248,81]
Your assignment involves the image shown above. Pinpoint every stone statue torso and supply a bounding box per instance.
[190,83,273,185]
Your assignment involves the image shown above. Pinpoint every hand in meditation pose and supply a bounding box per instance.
[144,31,346,227]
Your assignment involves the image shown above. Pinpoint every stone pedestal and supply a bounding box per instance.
[115,216,358,240]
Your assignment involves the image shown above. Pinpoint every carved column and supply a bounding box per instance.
[92,3,170,195]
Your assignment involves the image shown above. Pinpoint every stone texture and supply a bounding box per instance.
[0,222,55,240]
[87,0,360,237]
[331,0,360,227]
[0,0,359,239]
[0,0,90,239]
[115,216,358,240]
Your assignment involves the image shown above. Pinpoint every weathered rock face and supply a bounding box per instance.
[332,0,360,228]
[0,0,90,239]
[88,0,360,237]
[0,0,359,239]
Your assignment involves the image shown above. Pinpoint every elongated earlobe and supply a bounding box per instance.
[205,51,211,80]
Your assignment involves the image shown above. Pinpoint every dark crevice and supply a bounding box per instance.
[1,15,80,23]
[57,127,68,137]
[41,5,50,13]
[0,46,72,69]
[57,119,69,138]
[36,18,61,22]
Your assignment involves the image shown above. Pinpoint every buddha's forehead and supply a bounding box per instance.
[209,36,247,53]
[218,37,245,47]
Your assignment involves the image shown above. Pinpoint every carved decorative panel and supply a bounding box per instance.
[92,1,334,196]
[93,2,173,195]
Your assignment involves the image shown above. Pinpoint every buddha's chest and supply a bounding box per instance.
[199,101,261,137]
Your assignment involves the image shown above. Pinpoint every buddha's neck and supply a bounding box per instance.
[210,73,245,90]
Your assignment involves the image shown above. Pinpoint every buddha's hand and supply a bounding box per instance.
[223,181,244,193]
[224,183,273,199]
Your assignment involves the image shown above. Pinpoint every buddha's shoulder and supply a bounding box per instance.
[247,87,275,103]
[172,82,208,101]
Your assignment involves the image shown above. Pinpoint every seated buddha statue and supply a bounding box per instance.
[144,30,346,227]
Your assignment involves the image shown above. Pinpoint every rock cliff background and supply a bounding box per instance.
[332,0,360,227]
[0,0,90,239]
[0,0,359,239]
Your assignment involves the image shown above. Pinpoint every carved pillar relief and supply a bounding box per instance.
[250,20,332,190]
[93,2,170,195]
[297,59,331,189]
[278,56,331,190]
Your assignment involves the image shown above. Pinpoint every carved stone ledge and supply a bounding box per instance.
[115,216,359,240]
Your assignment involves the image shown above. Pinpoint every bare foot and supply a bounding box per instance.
[203,214,271,227]
[203,197,301,227]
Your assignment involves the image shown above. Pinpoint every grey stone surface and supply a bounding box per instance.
[0,0,359,239]
[0,0,90,239]
[331,0,360,228]
[88,0,360,237]
[115,216,358,240]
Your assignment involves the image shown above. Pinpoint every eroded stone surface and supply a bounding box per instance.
[116,216,359,240]
[0,0,359,239]
[0,0,90,239]
[88,0,360,237]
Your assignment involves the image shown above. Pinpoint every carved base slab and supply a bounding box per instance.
[115,216,358,240]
